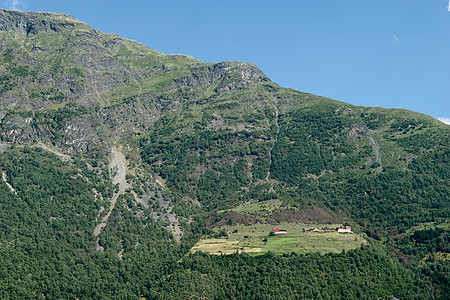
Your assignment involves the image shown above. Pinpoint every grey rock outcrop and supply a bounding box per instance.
[0,9,78,35]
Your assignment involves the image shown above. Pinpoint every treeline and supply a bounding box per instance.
[0,132,447,299]
[149,245,436,299]
[387,227,450,298]
[0,147,197,298]
[270,102,449,233]
[141,93,449,233]
[140,88,278,210]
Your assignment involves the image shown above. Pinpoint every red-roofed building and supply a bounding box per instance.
[337,226,353,233]
[273,228,287,234]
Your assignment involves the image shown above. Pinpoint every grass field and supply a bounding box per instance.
[190,223,367,256]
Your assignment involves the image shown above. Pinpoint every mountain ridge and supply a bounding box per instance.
[0,8,448,299]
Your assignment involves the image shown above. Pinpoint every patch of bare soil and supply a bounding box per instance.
[271,206,338,224]
[205,211,265,228]
[206,206,339,228]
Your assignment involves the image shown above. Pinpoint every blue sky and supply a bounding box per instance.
[3,0,450,123]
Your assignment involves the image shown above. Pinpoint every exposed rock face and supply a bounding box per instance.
[173,61,269,91]
[0,9,78,35]
[0,9,270,154]
[0,9,273,241]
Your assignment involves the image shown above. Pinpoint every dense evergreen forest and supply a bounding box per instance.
[0,9,448,299]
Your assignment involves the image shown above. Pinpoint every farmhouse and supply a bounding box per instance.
[273,228,287,235]
[337,226,353,233]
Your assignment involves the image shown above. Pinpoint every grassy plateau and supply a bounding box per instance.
[190,223,367,256]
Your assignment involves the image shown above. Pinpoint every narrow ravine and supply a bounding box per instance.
[86,47,104,104]
[367,131,383,172]
[93,147,129,241]
[266,103,280,193]
[93,146,183,249]
[2,171,17,195]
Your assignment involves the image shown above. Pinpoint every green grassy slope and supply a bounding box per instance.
[140,83,449,231]
[191,223,367,255]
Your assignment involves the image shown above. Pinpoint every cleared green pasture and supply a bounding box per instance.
[190,223,366,256]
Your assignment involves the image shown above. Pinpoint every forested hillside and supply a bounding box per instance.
[0,9,448,299]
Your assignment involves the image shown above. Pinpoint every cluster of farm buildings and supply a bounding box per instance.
[273,226,353,235]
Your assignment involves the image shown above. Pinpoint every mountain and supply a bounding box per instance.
[0,9,448,299]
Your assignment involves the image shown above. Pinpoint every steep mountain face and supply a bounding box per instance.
[0,9,448,299]
[0,9,267,154]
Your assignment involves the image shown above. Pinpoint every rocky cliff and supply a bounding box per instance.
[0,9,270,154]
